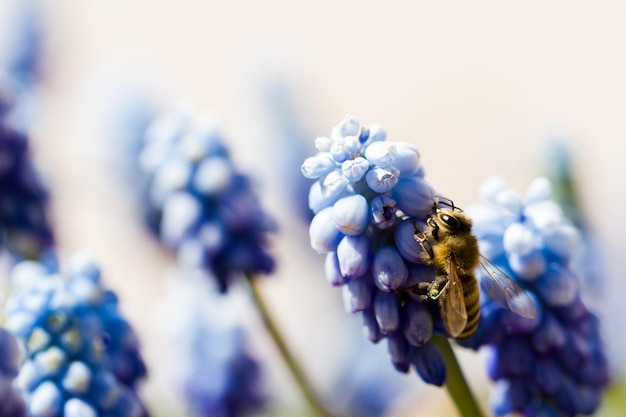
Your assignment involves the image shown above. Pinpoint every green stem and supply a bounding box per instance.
[431,335,486,417]
[245,274,338,417]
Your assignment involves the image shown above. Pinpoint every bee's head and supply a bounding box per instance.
[432,208,472,236]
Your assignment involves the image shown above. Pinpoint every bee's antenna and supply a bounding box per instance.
[435,196,464,212]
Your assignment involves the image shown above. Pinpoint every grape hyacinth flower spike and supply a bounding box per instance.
[5,254,148,417]
[303,115,460,385]
[138,106,275,292]
[460,177,610,417]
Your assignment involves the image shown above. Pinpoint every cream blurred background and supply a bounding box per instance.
[2,1,626,416]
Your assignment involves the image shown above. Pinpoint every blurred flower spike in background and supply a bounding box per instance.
[157,274,266,417]
[138,104,276,292]
[5,253,148,417]
[461,177,610,416]
[302,114,454,385]
[0,111,53,260]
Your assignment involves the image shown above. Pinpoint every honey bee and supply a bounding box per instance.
[412,199,536,339]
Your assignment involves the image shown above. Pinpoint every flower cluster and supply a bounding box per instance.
[461,177,609,416]
[0,95,54,259]
[138,106,275,292]
[5,254,148,417]
[302,115,449,384]
[156,274,266,417]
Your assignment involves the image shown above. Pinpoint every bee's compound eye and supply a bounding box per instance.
[440,213,459,228]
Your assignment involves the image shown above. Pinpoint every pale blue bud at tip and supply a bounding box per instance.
[343,135,361,156]
[365,166,399,193]
[393,142,421,176]
[525,176,553,203]
[332,195,369,236]
[29,381,62,417]
[374,292,400,334]
[330,141,350,163]
[161,192,201,246]
[64,398,97,417]
[372,246,408,292]
[62,361,91,394]
[480,176,508,206]
[371,196,397,229]
[508,250,546,281]
[411,343,446,386]
[542,223,580,259]
[364,141,397,167]
[392,177,436,218]
[495,189,523,218]
[337,234,370,279]
[465,205,507,237]
[321,170,350,199]
[194,156,232,194]
[503,223,536,256]
[315,136,333,152]
[536,265,579,307]
[309,207,342,253]
[524,200,563,231]
[361,124,386,147]
[334,115,361,138]
[308,181,345,214]
[301,154,336,179]
[395,219,427,264]
[403,302,433,347]
[341,157,369,182]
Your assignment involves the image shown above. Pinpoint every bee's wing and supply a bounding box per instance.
[441,258,468,338]
[478,255,537,319]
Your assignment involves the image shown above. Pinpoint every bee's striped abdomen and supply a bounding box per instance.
[457,273,480,339]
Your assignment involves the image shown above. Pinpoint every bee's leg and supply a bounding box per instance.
[412,221,434,260]
[412,276,449,301]
[413,282,432,300]
[427,275,449,300]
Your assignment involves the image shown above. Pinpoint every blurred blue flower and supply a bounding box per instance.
[155,273,266,417]
[1,0,43,87]
[460,177,609,416]
[5,253,148,417]
[0,107,53,259]
[0,328,27,417]
[302,115,450,385]
[329,335,408,417]
[138,105,276,292]
[0,0,45,133]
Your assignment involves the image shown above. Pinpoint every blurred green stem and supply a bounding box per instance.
[245,274,338,417]
[431,335,486,417]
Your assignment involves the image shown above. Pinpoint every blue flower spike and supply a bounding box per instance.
[303,115,451,385]
[5,253,148,417]
[138,105,276,292]
[461,177,610,417]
